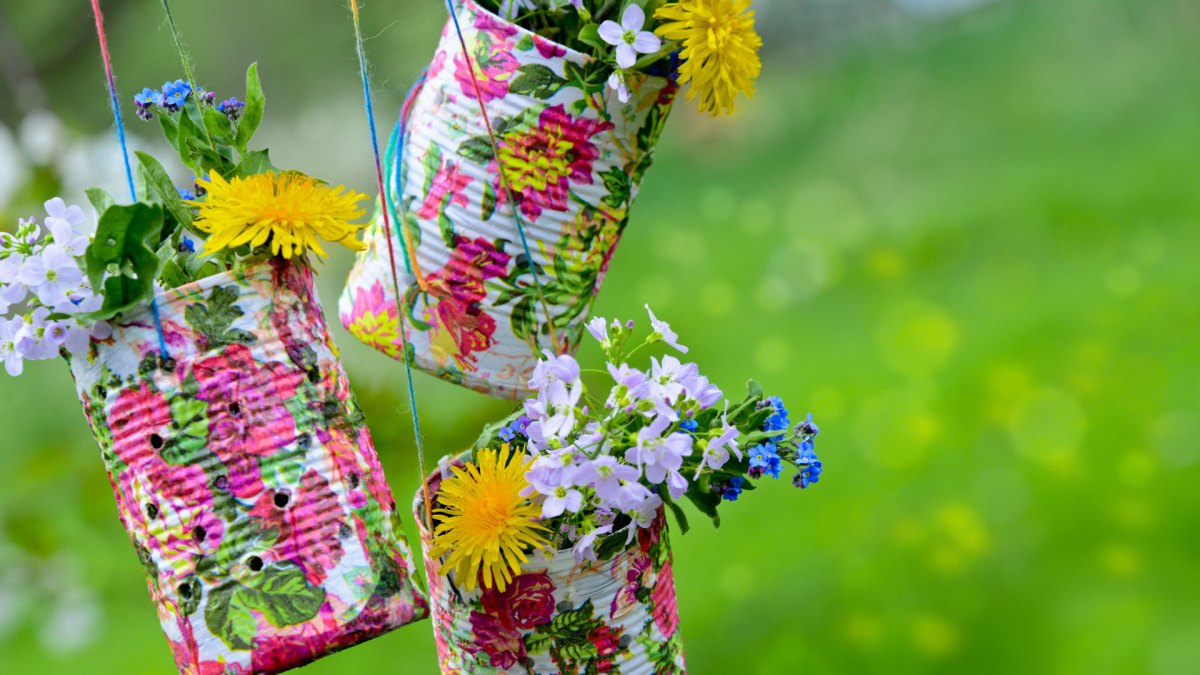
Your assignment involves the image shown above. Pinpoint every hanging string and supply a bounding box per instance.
[443,0,564,353]
[89,0,171,362]
[385,72,430,285]
[349,0,435,532]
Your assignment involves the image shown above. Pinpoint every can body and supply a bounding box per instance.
[71,261,428,674]
[415,462,686,674]
[341,0,676,399]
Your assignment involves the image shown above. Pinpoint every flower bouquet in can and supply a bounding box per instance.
[415,306,821,673]
[2,67,428,674]
[341,0,763,399]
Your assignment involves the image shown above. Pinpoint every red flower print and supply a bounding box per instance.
[480,571,556,630]
[469,611,525,670]
[416,159,472,220]
[493,105,614,220]
[359,427,395,511]
[249,469,346,585]
[588,623,623,658]
[269,262,328,369]
[533,34,567,60]
[428,235,512,306]
[473,10,520,41]
[651,562,680,639]
[423,236,511,371]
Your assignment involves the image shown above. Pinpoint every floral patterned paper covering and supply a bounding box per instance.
[416,460,686,674]
[341,0,676,399]
[68,261,428,674]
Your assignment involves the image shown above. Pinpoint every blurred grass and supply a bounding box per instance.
[2,0,1200,672]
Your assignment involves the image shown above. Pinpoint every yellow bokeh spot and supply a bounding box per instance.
[910,614,961,657]
[841,612,884,647]
[866,247,908,281]
[985,363,1036,426]
[1010,387,1087,465]
[701,280,735,318]
[755,336,791,373]
[1118,450,1156,488]
[1098,543,1141,578]
[875,299,959,378]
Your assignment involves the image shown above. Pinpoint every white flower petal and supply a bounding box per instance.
[598,20,624,46]
[622,4,646,31]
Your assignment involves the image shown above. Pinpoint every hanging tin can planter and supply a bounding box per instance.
[70,261,428,674]
[414,457,686,674]
[340,0,677,399]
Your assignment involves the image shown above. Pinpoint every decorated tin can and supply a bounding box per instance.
[341,0,676,399]
[69,261,428,674]
[414,459,686,674]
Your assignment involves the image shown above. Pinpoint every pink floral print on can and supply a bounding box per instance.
[341,0,676,400]
[415,460,686,674]
[69,261,428,674]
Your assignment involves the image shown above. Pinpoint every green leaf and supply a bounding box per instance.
[158,259,190,289]
[84,203,165,321]
[684,480,721,529]
[235,63,265,153]
[241,563,326,627]
[178,576,203,616]
[594,528,632,562]
[204,584,256,651]
[158,112,180,149]
[578,23,607,51]
[600,166,632,210]
[234,149,277,177]
[511,295,537,341]
[202,104,235,146]
[85,188,115,215]
[747,379,765,399]
[509,64,568,100]
[658,484,691,535]
[164,397,209,465]
[174,109,202,173]
[135,151,193,228]
[457,136,495,163]
[438,200,455,247]
[547,599,599,635]
[482,181,497,221]
[184,285,257,350]
[525,630,553,655]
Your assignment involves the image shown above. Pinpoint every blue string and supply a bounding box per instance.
[444,0,563,351]
[91,0,170,362]
[349,0,434,525]
[384,72,428,276]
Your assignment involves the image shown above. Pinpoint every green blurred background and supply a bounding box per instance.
[2,0,1198,672]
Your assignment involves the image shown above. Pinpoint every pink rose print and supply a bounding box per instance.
[455,49,520,103]
[192,344,304,498]
[108,382,171,469]
[480,571,556,630]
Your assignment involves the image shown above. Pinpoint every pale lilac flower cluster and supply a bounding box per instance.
[518,306,740,563]
[0,199,110,376]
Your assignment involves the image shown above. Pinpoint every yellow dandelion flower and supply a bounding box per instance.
[188,170,368,260]
[656,0,763,116]
[430,446,549,592]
